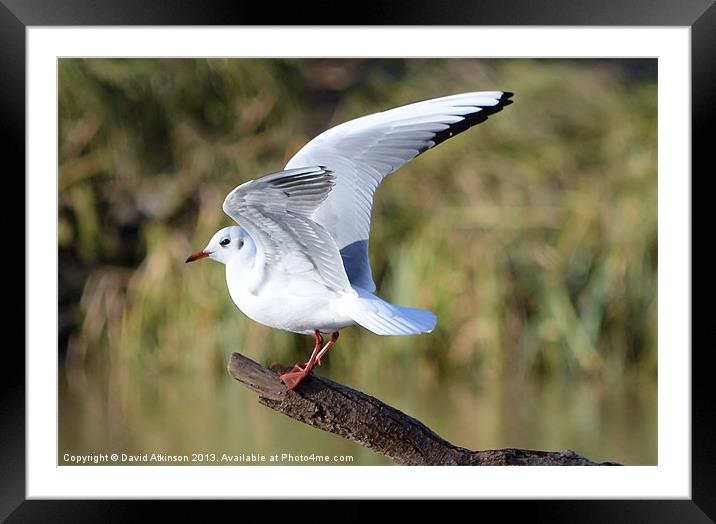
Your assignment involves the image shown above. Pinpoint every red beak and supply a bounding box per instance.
[186,250,212,263]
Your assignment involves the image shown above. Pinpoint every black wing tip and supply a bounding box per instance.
[427,91,514,149]
[500,91,514,107]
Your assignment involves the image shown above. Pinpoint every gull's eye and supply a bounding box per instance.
[220,238,231,247]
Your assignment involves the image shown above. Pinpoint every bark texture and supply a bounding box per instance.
[227,352,621,466]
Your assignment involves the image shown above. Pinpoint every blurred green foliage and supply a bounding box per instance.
[59,59,657,465]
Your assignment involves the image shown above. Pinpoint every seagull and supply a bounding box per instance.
[187,91,514,390]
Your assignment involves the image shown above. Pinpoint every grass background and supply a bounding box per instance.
[59,58,657,465]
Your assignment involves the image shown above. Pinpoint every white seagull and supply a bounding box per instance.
[187,91,514,389]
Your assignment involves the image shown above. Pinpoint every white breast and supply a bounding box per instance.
[225,260,356,335]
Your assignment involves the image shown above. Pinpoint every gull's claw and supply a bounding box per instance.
[279,330,340,390]
[280,368,311,390]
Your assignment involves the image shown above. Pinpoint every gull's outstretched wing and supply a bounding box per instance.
[285,91,514,292]
[222,166,352,295]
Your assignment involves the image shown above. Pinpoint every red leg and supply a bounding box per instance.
[280,330,324,390]
[316,331,339,366]
[289,330,323,372]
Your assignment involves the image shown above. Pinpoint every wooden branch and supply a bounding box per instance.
[227,352,621,466]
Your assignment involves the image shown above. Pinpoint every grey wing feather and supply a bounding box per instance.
[286,91,514,292]
[222,166,352,294]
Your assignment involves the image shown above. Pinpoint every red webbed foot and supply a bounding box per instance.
[279,368,311,390]
[279,330,340,391]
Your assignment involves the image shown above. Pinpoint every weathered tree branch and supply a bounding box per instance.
[227,352,621,466]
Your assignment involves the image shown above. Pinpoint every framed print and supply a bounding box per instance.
[6,0,710,520]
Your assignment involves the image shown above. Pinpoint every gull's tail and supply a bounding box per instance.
[336,287,437,336]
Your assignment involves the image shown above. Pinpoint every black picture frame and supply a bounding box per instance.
[5,0,709,520]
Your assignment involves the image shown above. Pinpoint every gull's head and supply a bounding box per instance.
[186,226,254,266]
